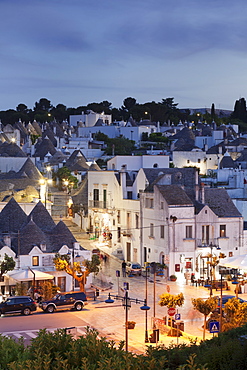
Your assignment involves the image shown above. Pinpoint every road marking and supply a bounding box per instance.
[0,326,88,340]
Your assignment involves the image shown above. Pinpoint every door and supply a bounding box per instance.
[57,277,66,292]
[126,242,131,262]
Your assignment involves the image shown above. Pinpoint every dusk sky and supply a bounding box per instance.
[1,0,247,112]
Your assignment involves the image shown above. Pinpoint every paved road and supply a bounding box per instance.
[35,214,246,352]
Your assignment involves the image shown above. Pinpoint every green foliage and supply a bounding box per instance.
[0,253,15,279]
[159,292,184,308]
[94,132,136,155]
[192,296,218,340]
[53,253,100,292]
[1,328,167,370]
[53,166,78,190]
[192,297,218,317]
[223,297,247,330]
[2,325,247,369]
[39,281,60,300]
[15,282,28,296]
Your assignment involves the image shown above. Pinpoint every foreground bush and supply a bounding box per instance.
[2,325,247,369]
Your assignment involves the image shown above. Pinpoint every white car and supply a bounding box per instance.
[126,262,142,276]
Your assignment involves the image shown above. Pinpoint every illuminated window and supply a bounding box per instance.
[32,256,39,266]
[220,225,226,237]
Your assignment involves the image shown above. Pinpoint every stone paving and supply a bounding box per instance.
[55,215,247,353]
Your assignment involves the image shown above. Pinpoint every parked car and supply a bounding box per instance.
[126,262,142,276]
[0,296,37,316]
[39,291,87,313]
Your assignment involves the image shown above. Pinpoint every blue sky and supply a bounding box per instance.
[1,0,247,111]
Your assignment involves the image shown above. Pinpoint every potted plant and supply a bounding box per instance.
[170,274,177,282]
[127,321,136,329]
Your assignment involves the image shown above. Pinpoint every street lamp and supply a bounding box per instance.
[199,242,220,296]
[105,291,150,351]
[67,247,80,291]
[39,178,52,208]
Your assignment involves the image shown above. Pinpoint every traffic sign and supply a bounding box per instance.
[168,307,176,316]
[209,321,220,333]
[175,313,181,321]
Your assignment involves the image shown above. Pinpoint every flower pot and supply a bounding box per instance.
[127,322,136,329]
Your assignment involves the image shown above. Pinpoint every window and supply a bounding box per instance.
[161,201,164,210]
[186,226,192,239]
[103,189,107,208]
[127,212,131,229]
[117,211,120,224]
[198,159,201,163]
[150,223,154,237]
[220,225,226,238]
[32,256,39,266]
[135,214,139,229]
[202,225,209,244]
[160,225,164,239]
[127,191,133,199]
[187,160,190,164]
[117,227,121,242]
[145,198,154,208]
[93,189,99,207]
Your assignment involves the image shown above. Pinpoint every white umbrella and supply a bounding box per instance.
[8,269,54,282]
[220,254,247,270]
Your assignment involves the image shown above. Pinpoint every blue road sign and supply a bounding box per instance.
[209,321,220,333]
[175,313,181,321]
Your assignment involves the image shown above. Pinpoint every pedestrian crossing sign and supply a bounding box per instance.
[209,321,219,333]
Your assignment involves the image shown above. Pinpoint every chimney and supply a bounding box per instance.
[195,169,199,201]
[4,236,11,247]
[120,166,127,199]
[201,183,205,204]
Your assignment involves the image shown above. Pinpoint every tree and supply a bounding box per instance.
[53,166,78,190]
[16,103,28,113]
[122,97,137,111]
[192,296,218,340]
[231,97,247,122]
[159,292,184,308]
[211,103,216,118]
[223,297,247,331]
[0,253,15,280]
[34,98,53,112]
[53,253,100,292]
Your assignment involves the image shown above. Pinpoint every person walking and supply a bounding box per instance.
[122,260,127,277]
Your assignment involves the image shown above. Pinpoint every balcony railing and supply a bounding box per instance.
[89,200,109,209]
[196,239,220,249]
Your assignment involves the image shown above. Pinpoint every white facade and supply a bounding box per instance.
[70,111,112,127]
[77,125,157,145]
[107,155,169,171]
[0,243,92,295]
[172,149,221,175]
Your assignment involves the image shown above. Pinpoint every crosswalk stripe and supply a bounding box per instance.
[0,326,88,339]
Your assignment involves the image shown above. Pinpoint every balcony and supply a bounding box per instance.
[89,200,110,210]
[196,239,220,249]
[122,229,132,237]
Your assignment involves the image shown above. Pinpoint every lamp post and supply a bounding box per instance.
[199,242,220,296]
[105,292,150,351]
[67,247,80,291]
[39,177,52,208]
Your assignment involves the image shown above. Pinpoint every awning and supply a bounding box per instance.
[220,254,247,270]
[8,269,54,282]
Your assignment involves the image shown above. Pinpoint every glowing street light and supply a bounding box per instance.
[105,291,150,351]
